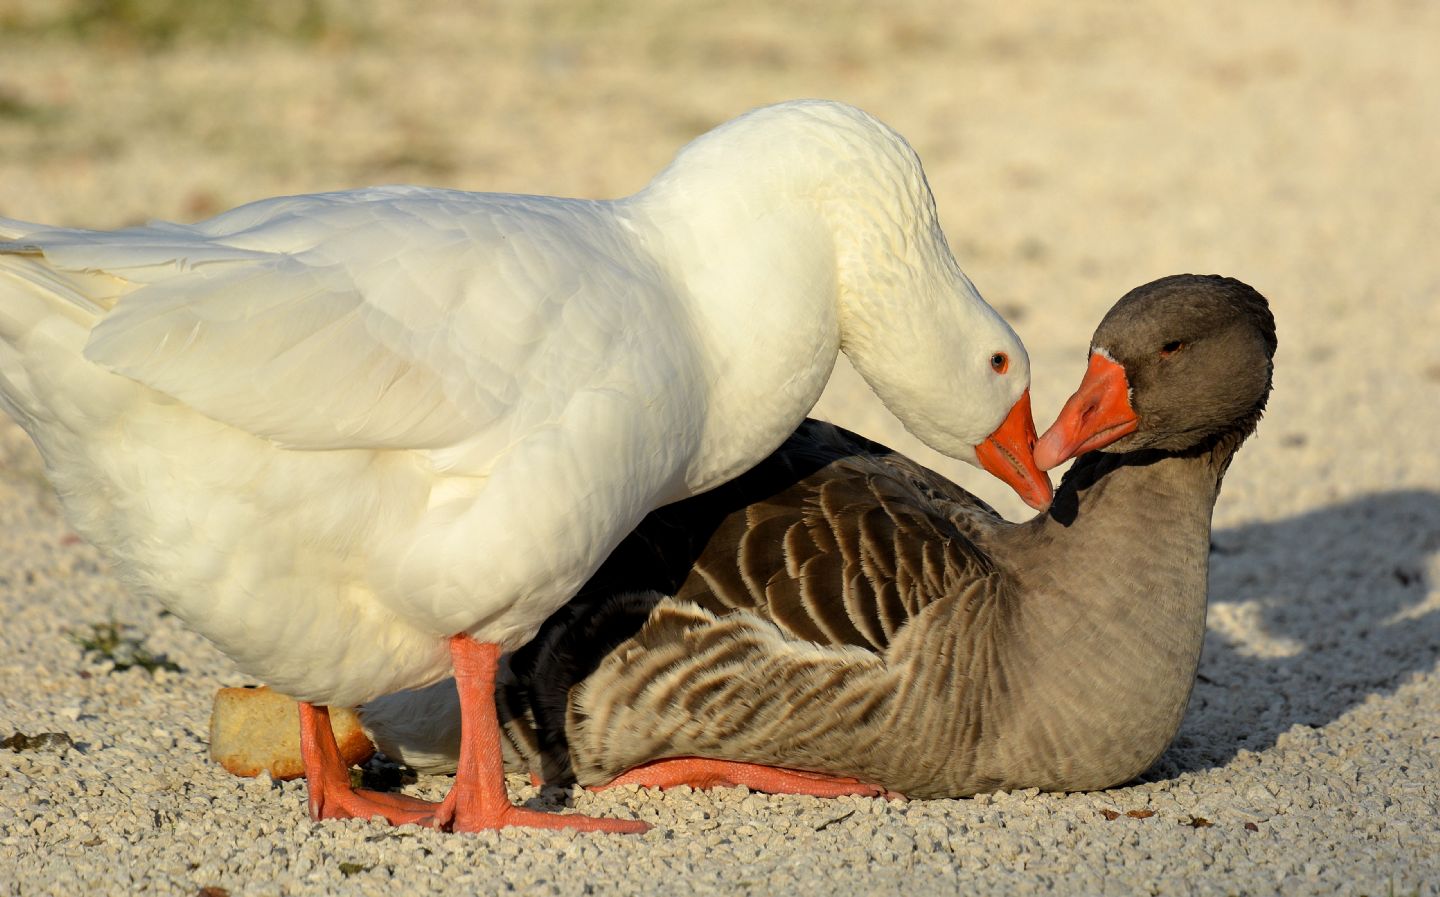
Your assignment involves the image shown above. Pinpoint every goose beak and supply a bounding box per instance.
[976,389,1053,511]
[1034,352,1139,470]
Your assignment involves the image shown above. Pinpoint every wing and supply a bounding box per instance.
[665,420,1002,651]
[564,599,894,787]
[564,573,1016,795]
[500,419,1008,781]
[542,420,1003,651]
[15,188,659,453]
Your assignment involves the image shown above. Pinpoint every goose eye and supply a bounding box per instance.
[990,352,1010,374]
[1160,340,1185,358]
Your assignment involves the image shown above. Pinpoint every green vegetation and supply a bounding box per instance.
[1,0,363,49]
[0,87,44,122]
[70,619,182,674]
[2,731,75,752]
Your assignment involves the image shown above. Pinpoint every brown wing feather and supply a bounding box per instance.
[672,421,1002,651]
[563,575,1019,797]
[500,419,1007,784]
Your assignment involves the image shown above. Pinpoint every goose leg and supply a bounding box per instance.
[435,635,648,833]
[596,757,898,799]
[298,702,443,826]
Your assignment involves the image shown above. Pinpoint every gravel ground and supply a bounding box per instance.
[1,1,1438,894]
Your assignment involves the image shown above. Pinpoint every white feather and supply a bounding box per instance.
[0,100,1028,708]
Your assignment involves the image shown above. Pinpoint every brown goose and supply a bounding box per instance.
[351,274,1276,799]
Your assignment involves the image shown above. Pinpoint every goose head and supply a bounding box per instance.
[643,100,1053,510]
[764,103,1054,510]
[841,274,1049,510]
[1035,274,1276,469]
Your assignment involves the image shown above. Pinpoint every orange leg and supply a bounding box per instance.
[434,636,648,834]
[299,702,443,827]
[596,756,900,800]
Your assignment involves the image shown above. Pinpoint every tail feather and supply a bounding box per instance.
[0,216,34,242]
[0,250,113,426]
[0,253,111,321]
[0,213,270,284]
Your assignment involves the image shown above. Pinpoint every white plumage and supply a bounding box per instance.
[0,100,1035,830]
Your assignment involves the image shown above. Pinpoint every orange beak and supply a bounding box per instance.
[975,389,1053,511]
[1034,352,1139,470]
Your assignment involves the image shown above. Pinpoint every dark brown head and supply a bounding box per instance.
[1034,274,1276,468]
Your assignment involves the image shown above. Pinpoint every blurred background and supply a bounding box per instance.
[0,0,1437,520]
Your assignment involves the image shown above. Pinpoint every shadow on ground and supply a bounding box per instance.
[1151,488,1440,778]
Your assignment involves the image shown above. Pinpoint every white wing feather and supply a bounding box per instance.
[22,188,657,453]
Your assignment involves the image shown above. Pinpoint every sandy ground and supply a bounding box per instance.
[1,1,1438,894]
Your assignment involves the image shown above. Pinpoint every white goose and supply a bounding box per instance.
[0,100,1049,832]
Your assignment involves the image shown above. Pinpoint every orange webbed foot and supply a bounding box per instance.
[597,756,900,800]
